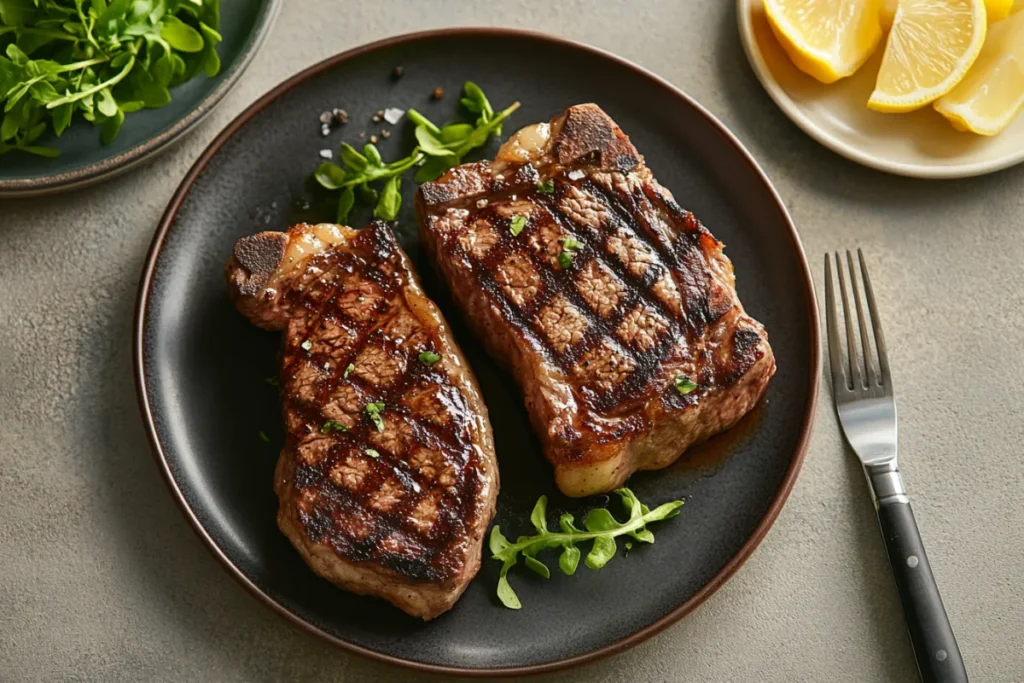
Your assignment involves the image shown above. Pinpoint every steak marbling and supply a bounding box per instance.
[416,104,775,497]
[226,221,498,619]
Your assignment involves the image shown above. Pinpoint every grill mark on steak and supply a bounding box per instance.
[416,104,776,497]
[226,221,497,618]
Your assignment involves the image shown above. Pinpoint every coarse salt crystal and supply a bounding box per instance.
[319,149,333,159]
[567,169,585,180]
[383,108,405,125]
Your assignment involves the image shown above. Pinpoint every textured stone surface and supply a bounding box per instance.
[2,2,1023,682]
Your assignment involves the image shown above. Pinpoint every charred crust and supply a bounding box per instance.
[231,231,288,296]
[554,104,639,169]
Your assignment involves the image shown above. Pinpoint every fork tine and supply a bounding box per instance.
[857,249,891,388]
[847,250,877,388]
[823,254,847,392]
[835,252,862,389]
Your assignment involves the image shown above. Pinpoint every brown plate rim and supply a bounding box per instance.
[133,26,821,678]
[0,0,281,199]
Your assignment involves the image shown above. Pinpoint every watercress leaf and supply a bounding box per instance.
[496,561,521,610]
[585,535,616,570]
[0,0,37,26]
[559,512,580,534]
[313,161,346,190]
[558,545,580,575]
[645,500,684,522]
[362,142,382,167]
[23,121,45,143]
[131,0,153,19]
[97,0,132,31]
[529,495,548,534]
[488,525,510,556]
[201,0,219,29]
[119,100,144,112]
[339,142,367,171]
[405,108,439,135]
[20,144,60,157]
[439,122,473,143]
[413,154,456,183]
[356,182,377,204]
[152,53,173,86]
[198,20,221,43]
[523,555,550,579]
[200,42,220,77]
[99,106,124,144]
[463,81,493,118]
[96,87,117,116]
[160,15,204,52]
[335,185,354,225]
[414,124,453,157]
[459,96,481,113]
[630,528,655,544]
[373,174,401,221]
[29,80,60,104]
[584,507,621,533]
[0,110,19,141]
[51,102,72,136]
[6,44,29,66]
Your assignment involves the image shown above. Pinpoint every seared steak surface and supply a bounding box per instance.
[416,104,775,497]
[225,221,497,620]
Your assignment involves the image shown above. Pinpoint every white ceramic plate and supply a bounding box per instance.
[737,0,1024,178]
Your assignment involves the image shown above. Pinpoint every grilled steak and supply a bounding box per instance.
[225,221,498,620]
[416,104,775,498]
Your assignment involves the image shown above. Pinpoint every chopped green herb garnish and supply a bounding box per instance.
[419,351,441,365]
[562,236,581,251]
[301,339,312,352]
[258,431,270,443]
[537,179,555,194]
[365,402,386,432]
[365,449,380,459]
[510,214,527,236]
[557,251,574,269]
[320,420,348,434]
[344,363,355,378]
[489,488,683,609]
[674,375,698,395]
[265,376,280,387]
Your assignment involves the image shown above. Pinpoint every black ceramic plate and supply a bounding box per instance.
[135,28,819,677]
[0,0,279,198]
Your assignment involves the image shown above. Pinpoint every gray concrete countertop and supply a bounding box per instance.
[2,2,1022,681]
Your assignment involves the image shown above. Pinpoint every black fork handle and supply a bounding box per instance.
[876,499,968,683]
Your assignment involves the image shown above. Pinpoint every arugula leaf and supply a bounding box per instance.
[488,488,683,609]
[537,179,555,194]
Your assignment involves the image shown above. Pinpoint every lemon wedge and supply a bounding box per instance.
[935,10,1024,134]
[764,0,885,84]
[884,0,1011,29]
[868,0,988,113]
[987,0,1015,21]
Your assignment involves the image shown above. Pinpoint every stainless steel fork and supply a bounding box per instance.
[824,250,968,683]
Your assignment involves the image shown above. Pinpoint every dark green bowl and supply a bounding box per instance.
[0,0,279,198]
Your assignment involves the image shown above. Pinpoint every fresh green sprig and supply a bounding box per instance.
[0,0,222,156]
[489,488,684,609]
[314,81,519,224]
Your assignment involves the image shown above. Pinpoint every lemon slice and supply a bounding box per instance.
[868,0,987,113]
[765,0,885,84]
[935,10,1024,134]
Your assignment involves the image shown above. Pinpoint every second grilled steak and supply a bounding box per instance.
[416,104,775,497]
[225,221,498,619]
